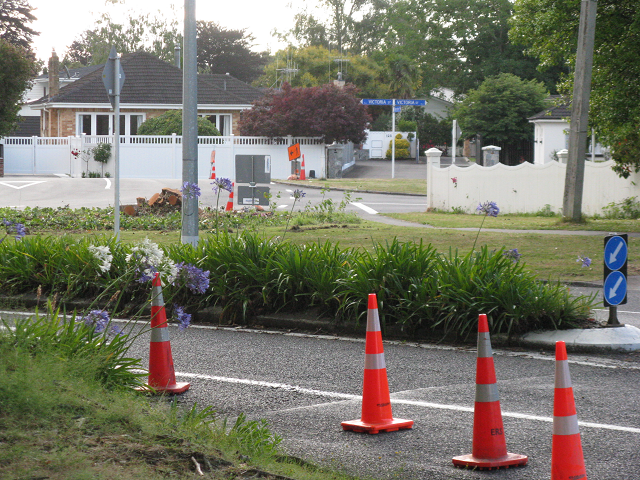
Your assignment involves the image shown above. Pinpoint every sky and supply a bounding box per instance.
[29,0,299,63]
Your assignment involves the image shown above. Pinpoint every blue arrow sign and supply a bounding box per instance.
[604,270,627,306]
[604,235,627,271]
[395,99,426,106]
[362,99,393,105]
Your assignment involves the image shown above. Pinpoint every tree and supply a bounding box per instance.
[399,107,451,148]
[137,110,221,136]
[453,73,548,155]
[0,0,37,49]
[383,0,562,95]
[253,46,386,99]
[196,21,268,83]
[384,53,421,99]
[238,83,371,144]
[510,0,640,177]
[0,39,38,137]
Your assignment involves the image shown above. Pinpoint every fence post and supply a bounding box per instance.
[426,147,443,210]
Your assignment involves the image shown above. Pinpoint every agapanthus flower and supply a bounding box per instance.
[175,262,210,294]
[211,177,234,194]
[174,305,191,330]
[577,255,592,268]
[503,248,522,263]
[476,201,500,217]
[88,245,113,273]
[181,181,201,200]
[82,310,110,334]
[2,219,26,242]
[126,239,177,284]
[292,189,306,200]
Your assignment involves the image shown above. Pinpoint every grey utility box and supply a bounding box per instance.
[235,155,271,207]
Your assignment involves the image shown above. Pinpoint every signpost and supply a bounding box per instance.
[603,233,628,325]
[361,98,426,178]
[102,46,125,240]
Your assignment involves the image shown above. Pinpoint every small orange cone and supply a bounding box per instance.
[225,182,234,211]
[210,150,216,180]
[453,314,527,469]
[146,273,190,394]
[300,155,306,180]
[551,341,587,480]
[341,293,413,434]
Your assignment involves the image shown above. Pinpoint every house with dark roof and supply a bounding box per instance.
[29,51,264,137]
[528,96,606,164]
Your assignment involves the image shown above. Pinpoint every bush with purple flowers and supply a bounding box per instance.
[1,219,26,243]
[175,262,210,294]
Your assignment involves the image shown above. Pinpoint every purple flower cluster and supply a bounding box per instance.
[2,219,26,242]
[503,248,522,263]
[174,305,191,330]
[181,181,201,200]
[293,189,306,200]
[577,255,592,268]
[175,262,210,294]
[211,177,234,194]
[476,201,500,217]
[82,310,110,334]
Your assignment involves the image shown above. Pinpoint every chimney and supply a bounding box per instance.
[174,45,181,68]
[48,49,60,98]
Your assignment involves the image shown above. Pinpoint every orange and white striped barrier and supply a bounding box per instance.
[146,273,190,394]
[341,293,413,434]
[210,150,216,180]
[551,341,587,479]
[300,155,306,180]
[225,182,235,211]
[453,314,527,469]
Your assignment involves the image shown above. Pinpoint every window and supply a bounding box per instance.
[201,114,231,135]
[76,113,145,136]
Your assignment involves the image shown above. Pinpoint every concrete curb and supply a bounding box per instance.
[520,324,640,353]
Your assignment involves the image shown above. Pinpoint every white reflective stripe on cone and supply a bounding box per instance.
[555,360,572,388]
[553,414,580,436]
[364,353,386,370]
[367,309,381,332]
[477,332,493,358]
[151,327,170,343]
[475,383,500,403]
[151,289,164,307]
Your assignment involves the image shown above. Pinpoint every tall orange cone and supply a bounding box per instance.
[551,341,587,480]
[210,150,216,180]
[453,314,527,469]
[300,155,306,180]
[225,182,234,211]
[146,273,190,394]
[341,293,413,434]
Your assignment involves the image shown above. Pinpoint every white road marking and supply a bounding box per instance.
[277,205,288,210]
[104,178,111,189]
[175,371,640,434]
[0,181,46,189]
[350,202,378,214]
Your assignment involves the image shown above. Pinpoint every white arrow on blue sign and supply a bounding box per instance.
[604,270,627,306]
[604,235,627,271]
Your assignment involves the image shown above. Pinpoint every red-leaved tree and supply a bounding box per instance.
[238,83,370,144]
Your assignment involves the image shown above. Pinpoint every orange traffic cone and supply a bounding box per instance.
[341,293,413,434]
[551,341,587,480]
[453,314,527,469]
[210,150,216,180]
[146,273,190,394]
[300,155,306,180]
[225,182,234,211]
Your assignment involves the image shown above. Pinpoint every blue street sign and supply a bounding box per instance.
[604,270,627,306]
[604,235,627,271]
[395,99,427,106]
[394,106,402,113]
[362,99,393,105]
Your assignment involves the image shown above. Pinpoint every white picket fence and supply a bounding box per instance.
[427,158,640,215]
[1,135,329,180]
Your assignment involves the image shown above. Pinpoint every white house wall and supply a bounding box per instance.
[428,160,639,216]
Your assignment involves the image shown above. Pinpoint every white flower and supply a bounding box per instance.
[88,245,112,273]
[126,238,176,284]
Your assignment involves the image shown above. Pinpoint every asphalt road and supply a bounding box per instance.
[120,321,640,480]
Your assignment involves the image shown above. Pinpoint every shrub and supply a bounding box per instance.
[138,110,221,136]
[386,136,411,159]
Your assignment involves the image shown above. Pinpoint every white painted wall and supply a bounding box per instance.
[427,159,640,216]
[362,131,417,159]
[2,135,327,180]
[532,119,568,164]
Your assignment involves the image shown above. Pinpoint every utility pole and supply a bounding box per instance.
[181,0,198,245]
[563,0,597,222]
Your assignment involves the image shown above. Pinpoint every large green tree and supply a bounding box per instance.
[383,0,561,95]
[0,0,37,49]
[0,39,38,137]
[510,0,640,177]
[453,73,548,159]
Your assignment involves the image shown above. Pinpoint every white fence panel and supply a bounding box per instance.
[428,160,640,215]
[3,137,35,174]
[35,137,71,175]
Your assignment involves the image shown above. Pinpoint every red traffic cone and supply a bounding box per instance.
[453,314,527,469]
[300,155,306,180]
[225,182,235,211]
[210,150,216,180]
[551,341,587,480]
[146,273,190,394]
[341,293,413,434]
